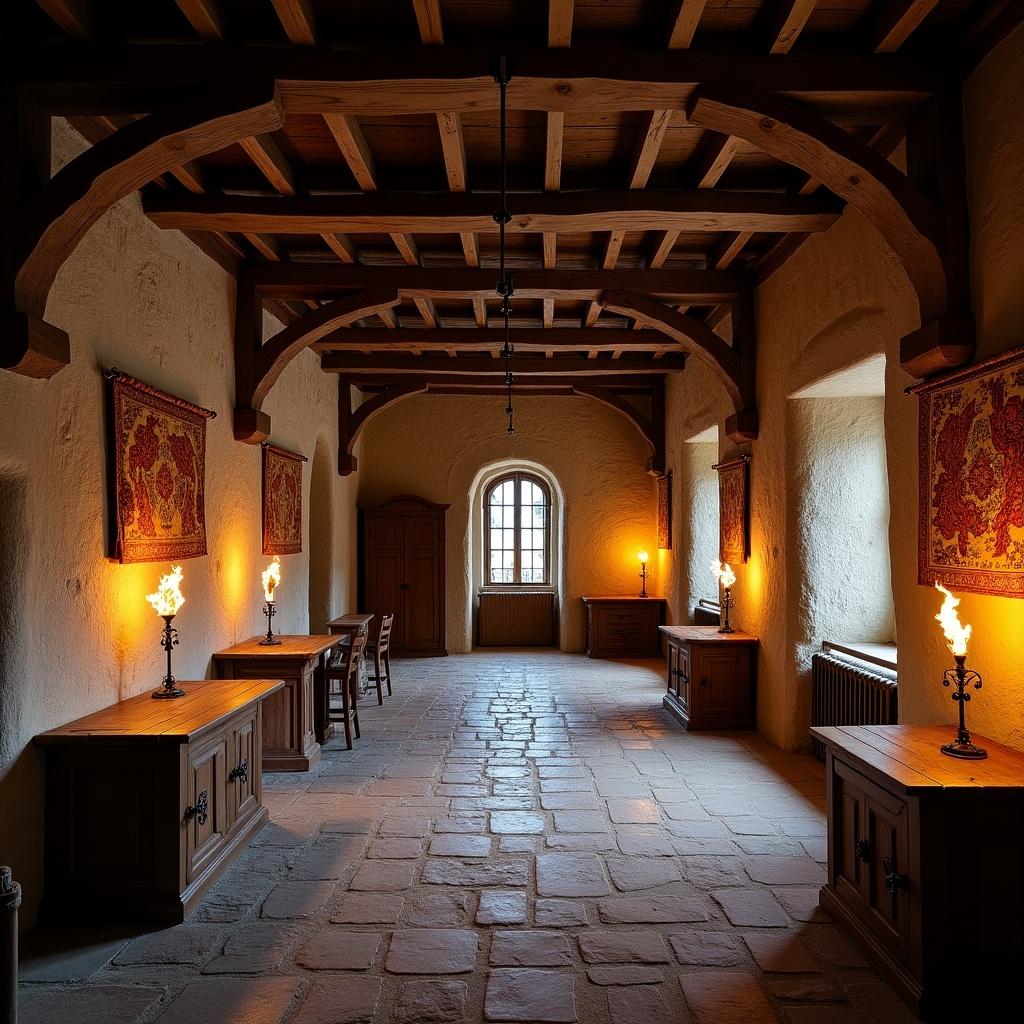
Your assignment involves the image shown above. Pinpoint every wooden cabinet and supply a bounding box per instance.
[660,625,757,730]
[34,678,282,925]
[214,634,340,771]
[361,496,449,657]
[583,597,665,658]
[812,724,1024,1021]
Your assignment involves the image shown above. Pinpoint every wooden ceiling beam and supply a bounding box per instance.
[270,0,317,46]
[320,353,686,374]
[687,85,946,321]
[692,132,743,188]
[241,265,750,302]
[868,0,941,53]
[23,47,944,117]
[412,0,444,44]
[34,0,93,37]
[767,0,820,54]
[312,328,681,353]
[238,133,296,194]
[144,189,842,235]
[629,110,673,190]
[667,0,709,48]
[549,0,574,47]
[174,0,224,40]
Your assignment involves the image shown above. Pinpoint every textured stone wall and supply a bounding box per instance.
[0,121,359,926]
[357,394,658,653]
[663,24,1024,751]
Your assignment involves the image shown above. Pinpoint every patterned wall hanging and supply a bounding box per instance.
[657,473,672,550]
[714,455,751,564]
[912,345,1024,597]
[262,443,307,555]
[109,371,214,564]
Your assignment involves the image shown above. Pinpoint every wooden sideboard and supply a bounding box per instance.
[659,625,757,730]
[214,634,339,770]
[582,596,666,658]
[812,724,1024,1021]
[35,678,282,924]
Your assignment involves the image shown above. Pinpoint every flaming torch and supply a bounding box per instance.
[711,560,737,634]
[638,551,649,599]
[260,557,283,646]
[934,582,986,759]
[147,565,186,699]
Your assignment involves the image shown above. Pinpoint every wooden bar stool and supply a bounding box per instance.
[365,613,394,705]
[324,632,366,750]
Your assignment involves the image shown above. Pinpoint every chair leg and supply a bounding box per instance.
[384,650,393,696]
[351,671,361,739]
[341,680,353,750]
[375,650,384,705]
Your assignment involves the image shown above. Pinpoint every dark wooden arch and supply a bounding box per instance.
[234,288,401,443]
[686,85,972,373]
[6,80,284,379]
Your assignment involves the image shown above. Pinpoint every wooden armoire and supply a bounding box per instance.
[360,495,449,656]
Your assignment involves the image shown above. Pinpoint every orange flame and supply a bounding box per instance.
[146,565,185,616]
[262,557,282,602]
[934,582,971,657]
[637,550,649,565]
[711,560,736,589]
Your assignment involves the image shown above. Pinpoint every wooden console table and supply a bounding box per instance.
[327,612,374,640]
[582,596,666,658]
[35,678,282,924]
[214,635,339,770]
[812,724,1024,1021]
[659,625,757,730]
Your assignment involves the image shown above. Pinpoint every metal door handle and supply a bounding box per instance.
[185,790,209,826]
[854,839,871,862]
[882,856,908,894]
[229,761,248,783]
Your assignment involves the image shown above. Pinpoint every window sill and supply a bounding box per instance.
[822,640,897,674]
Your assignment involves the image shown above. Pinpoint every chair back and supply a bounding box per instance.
[376,613,395,653]
[327,631,367,677]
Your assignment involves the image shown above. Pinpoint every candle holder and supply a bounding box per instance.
[153,613,185,699]
[719,586,735,634]
[638,552,649,599]
[260,600,282,646]
[940,654,987,759]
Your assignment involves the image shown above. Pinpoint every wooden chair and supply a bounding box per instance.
[324,632,366,750]
[365,613,394,705]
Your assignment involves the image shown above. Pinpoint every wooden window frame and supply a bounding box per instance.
[484,471,552,587]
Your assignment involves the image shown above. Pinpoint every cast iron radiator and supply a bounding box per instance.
[693,600,721,626]
[811,652,898,761]
[478,591,556,646]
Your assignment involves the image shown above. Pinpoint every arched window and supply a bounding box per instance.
[485,472,551,585]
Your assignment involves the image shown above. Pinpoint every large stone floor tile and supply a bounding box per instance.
[288,977,383,1024]
[484,969,577,1022]
[157,976,300,1024]
[535,853,610,896]
[679,971,779,1024]
[386,929,480,974]
[20,985,164,1024]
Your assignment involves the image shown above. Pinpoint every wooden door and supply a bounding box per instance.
[185,736,227,883]
[863,787,912,963]
[366,515,406,646]
[404,514,442,653]
[694,648,748,720]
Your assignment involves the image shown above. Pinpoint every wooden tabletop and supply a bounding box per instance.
[327,613,374,630]
[35,679,284,745]
[660,625,757,643]
[811,724,1024,792]
[583,595,666,603]
[213,634,341,658]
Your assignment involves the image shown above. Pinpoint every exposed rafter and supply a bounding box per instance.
[311,328,681,353]
[320,353,686,375]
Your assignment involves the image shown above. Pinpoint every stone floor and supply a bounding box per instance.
[19,652,915,1024]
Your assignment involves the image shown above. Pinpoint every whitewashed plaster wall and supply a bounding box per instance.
[662,23,1024,751]
[0,120,359,927]
[357,393,659,653]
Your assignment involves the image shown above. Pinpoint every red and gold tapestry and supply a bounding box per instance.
[715,455,750,565]
[915,346,1024,597]
[657,473,672,550]
[262,444,306,555]
[111,373,213,564]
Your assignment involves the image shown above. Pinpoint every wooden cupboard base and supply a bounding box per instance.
[663,692,753,731]
[263,738,321,772]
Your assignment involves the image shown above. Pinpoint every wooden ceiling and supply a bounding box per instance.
[9,0,1020,465]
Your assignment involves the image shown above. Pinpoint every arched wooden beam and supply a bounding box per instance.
[686,86,948,325]
[235,287,401,443]
[338,380,429,475]
[8,80,284,379]
[601,290,747,412]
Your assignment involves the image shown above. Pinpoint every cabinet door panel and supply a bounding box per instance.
[669,643,691,713]
[693,650,746,718]
[865,791,912,963]
[185,737,227,883]
[404,516,441,652]
[833,760,869,907]
[228,713,259,829]
[366,517,405,646]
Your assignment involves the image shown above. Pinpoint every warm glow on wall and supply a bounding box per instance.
[218,520,250,623]
[110,563,153,663]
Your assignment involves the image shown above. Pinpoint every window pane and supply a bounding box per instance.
[490,528,503,553]
[521,527,533,551]
[500,479,514,503]
[532,505,545,526]
[490,506,503,528]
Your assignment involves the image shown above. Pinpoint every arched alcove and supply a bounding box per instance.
[468,459,567,650]
[307,433,334,633]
